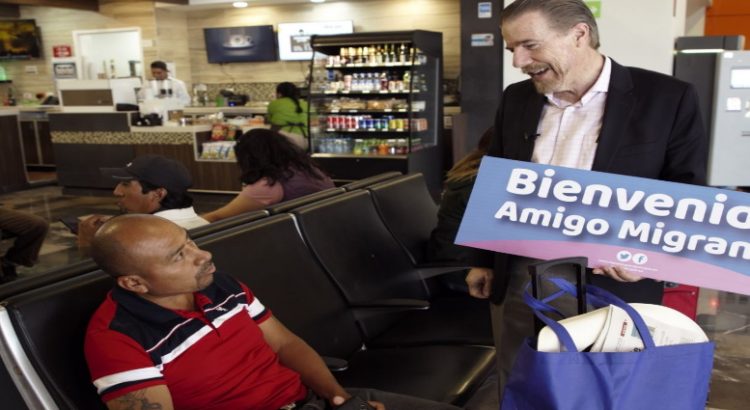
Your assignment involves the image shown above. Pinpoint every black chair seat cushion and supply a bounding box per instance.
[340,172,402,191]
[368,296,493,347]
[336,345,496,405]
[197,215,364,358]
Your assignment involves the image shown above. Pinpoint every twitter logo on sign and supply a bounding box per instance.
[616,250,632,262]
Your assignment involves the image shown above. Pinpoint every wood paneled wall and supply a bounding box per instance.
[7,6,117,99]
[6,2,157,99]
[155,7,191,85]
[186,0,460,87]
[5,0,459,99]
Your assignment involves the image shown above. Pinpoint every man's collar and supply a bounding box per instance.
[112,286,186,325]
[154,206,197,219]
[546,56,611,108]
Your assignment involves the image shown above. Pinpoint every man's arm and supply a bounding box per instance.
[78,215,110,247]
[662,83,707,186]
[106,385,173,410]
[173,79,192,106]
[259,316,350,401]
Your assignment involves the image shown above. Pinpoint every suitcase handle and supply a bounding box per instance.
[523,277,657,352]
[528,256,588,334]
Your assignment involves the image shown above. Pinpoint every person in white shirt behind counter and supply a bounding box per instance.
[150,60,191,106]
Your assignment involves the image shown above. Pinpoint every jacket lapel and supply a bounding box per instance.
[592,60,635,171]
[517,91,546,161]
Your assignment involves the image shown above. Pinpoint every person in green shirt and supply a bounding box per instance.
[267,82,308,146]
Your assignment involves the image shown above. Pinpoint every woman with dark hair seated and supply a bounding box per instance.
[202,128,334,222]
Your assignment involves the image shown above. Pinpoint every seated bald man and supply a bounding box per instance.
[84,214,461,410]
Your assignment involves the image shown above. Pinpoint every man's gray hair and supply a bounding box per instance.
[501,0,600,49]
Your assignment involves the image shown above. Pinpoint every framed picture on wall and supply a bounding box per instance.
[277,21,353,61]
[53,62,77,79]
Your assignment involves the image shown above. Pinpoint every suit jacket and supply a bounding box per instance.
[475,59,708,304]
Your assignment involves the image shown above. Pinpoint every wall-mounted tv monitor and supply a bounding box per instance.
[204,25,277,64]
[277,21,353,61]
[0,20,42,60]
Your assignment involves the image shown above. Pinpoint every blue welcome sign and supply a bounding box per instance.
[456,157,750,295]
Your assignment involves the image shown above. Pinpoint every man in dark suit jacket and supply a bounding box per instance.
[464,0,708,401]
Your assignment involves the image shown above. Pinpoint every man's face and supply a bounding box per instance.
[502,11,582,94]
[113,179,161,214]
[126,219,216,296]
[151,67,168,81]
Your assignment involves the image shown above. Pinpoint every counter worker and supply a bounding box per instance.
[150,60,191,106]
[463,0,708,401]
[267,82,309,148]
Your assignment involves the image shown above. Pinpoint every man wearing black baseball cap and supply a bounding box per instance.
[78,155,208,247]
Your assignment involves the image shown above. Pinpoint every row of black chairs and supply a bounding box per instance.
[0,172,494,409]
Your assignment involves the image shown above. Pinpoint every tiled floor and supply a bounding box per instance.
[0,185,748,409]
[0,185,231,274]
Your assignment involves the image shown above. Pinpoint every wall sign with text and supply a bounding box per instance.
[52,62,77,79]
[456,157,750,295]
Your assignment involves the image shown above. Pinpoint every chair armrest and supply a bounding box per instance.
[415,265,470,279]
[321,356,349,372]
[350,298,430,320]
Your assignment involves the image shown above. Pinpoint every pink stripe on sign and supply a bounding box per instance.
[460,240,750,295]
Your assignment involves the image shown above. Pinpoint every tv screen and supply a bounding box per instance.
[277,21,353,61]
[204,25,277,63]
[0,20,42,60]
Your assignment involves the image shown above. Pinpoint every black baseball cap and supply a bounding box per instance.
[103,155,192,194]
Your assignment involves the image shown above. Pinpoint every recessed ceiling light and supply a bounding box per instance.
[233,1,248,7]
[310,0,326,3]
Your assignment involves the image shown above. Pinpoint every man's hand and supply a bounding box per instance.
[332,395,384,410]
[77,215,111,248]
[466,267,494,299]
[592,266,643,282]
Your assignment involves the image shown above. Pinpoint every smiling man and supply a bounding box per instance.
[463,0,708,401]
[85,215,461,410]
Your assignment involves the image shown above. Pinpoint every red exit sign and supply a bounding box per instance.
[53,45,72,58]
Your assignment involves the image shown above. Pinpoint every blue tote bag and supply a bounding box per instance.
[501,279,715,410]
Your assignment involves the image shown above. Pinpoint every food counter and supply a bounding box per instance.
[49,110,256,194]
[182,106,267,117]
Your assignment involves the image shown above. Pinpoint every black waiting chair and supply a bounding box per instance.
[196,214,495,405]
[0,356,28,410]
[0,258,103,410]
[368,173,443,266]
[367,173,473,295]
[0,271,112,409]
[291,190,493,347]
[265,187,345,215]
[340,172,403,191]
[0,259,99,301]
[187,209,268,238]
